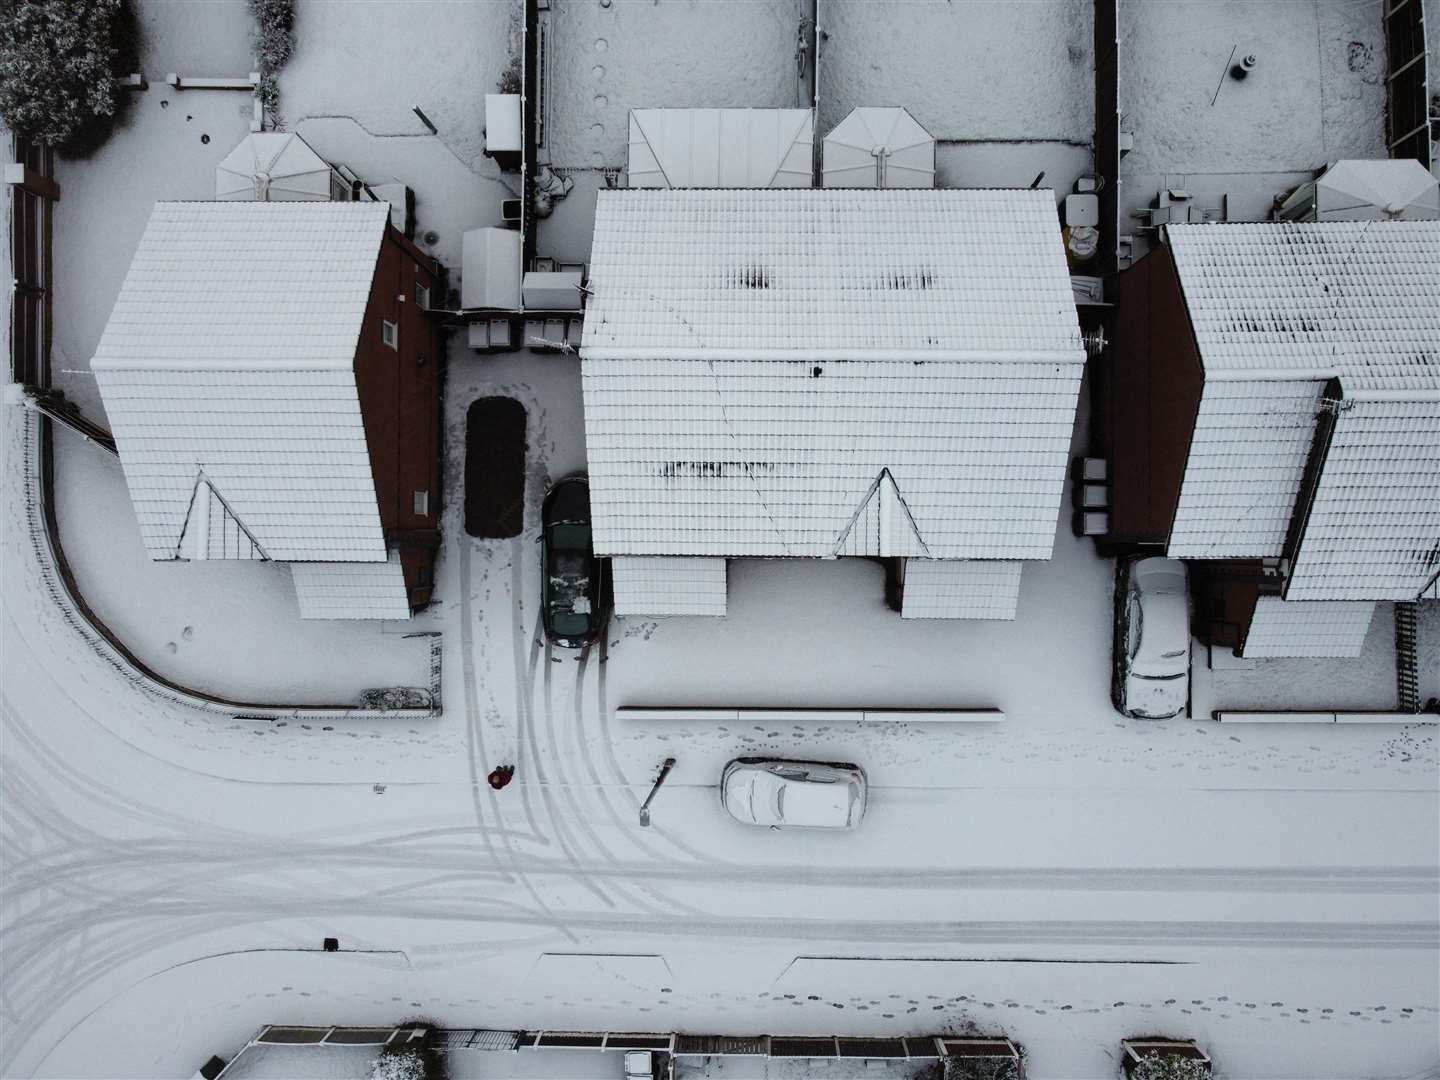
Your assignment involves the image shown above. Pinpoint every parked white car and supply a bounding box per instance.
[720,758,867,830]
[1112,556,1191,719]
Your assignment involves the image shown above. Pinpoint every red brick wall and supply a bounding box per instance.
[354,226,444,608]
[1099,244,1204,546]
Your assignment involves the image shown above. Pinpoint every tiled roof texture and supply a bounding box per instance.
[900,559,1024,620]
[581,189,1083,559]
[290,554,411,620]
[92,201,391,562]
[1167,380,1326,558]
[611,557,728,616]
[1241,597,1377,658]
[1287,399,1440,600]
[582,188,1083,357]
[1166,221,1440,392]
[582,358,1082,558]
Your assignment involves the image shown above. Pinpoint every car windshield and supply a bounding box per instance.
[551,612,590,637]
[549,523,591,551]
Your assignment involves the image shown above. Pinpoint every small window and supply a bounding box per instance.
[381,319,398,350]
[414,282,430,310]
[413,490,430,516]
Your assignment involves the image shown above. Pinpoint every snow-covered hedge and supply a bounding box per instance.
[1130,1055,1211,1080]
[0,0,138,155]
[249,0,294,119]
[943,1055,1021,1080]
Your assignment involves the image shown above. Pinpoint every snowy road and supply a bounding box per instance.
[4,396,1438,1078]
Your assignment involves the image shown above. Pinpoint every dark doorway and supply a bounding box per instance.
[465,397,528,538]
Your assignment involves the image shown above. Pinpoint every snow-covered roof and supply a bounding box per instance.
[290,553,411,620]
[92,201,391,563]
[1167,380,1325,559]
[627,109,813,189]
[1166,221,1440,393]
[581,189,1083,560]
[822,106,935,188]
[900,559,1024,620]
[583,358,1082,558]
[1287,398,1440,600]
[582,188,1083,359]
[215,132,340,201]
[1165,222,1440,574]
[1241,597,1377,658]
[611,557,728,616]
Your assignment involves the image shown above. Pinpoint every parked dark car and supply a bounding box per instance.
[542,475,606,648]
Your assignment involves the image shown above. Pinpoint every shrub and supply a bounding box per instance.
[248,0,294,120]
[0,0,138,156]
[1130,1055,1210,1080]
[495,53,521,95]
[369,1046,427,1080]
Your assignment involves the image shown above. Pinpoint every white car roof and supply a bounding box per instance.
[779,778,853,827]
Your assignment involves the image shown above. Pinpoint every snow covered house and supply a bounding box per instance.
[91,201,444,619]
[580,188,1085,619]
[1099,221,1440,657]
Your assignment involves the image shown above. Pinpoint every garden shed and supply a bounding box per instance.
[822,106,936,188]
[627,108,814,188]
[214,132,349,202]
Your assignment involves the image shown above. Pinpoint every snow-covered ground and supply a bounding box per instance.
[1200,603,1403,715]
[543,0,806,170]
[819,0,1094,143]
[1117,0,1389,251]
[5,2,1439,1078]
[6,361,1438,1079]
[1120,0,1385,177]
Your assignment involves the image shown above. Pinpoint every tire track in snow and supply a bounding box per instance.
[594,632,729,867]
[512,535,610,916]
[557,646,705,915]
[456,534,508,881]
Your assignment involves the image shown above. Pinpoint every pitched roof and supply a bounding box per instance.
[1287,399,1440,600]
[92,201,391,562]
[1168,380,1325,559]
[1166,221,1440,392]
[582,358,1082,558]
[1165,222,1440,577]
[1241,598,1377,658]
[581,189,1083,560]
[611,557,728,616]
[582,188,1083,359]
[900,559,1024,620]
[290,553,411,620]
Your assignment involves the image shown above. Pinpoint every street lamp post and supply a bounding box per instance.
[638,757,677,827]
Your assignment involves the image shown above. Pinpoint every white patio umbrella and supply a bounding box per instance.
[1314,158,1439,220]
[215,132,339,201]
[822,107,935,189]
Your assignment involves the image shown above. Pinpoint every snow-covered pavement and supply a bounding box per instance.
[5,380,1438,1077]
